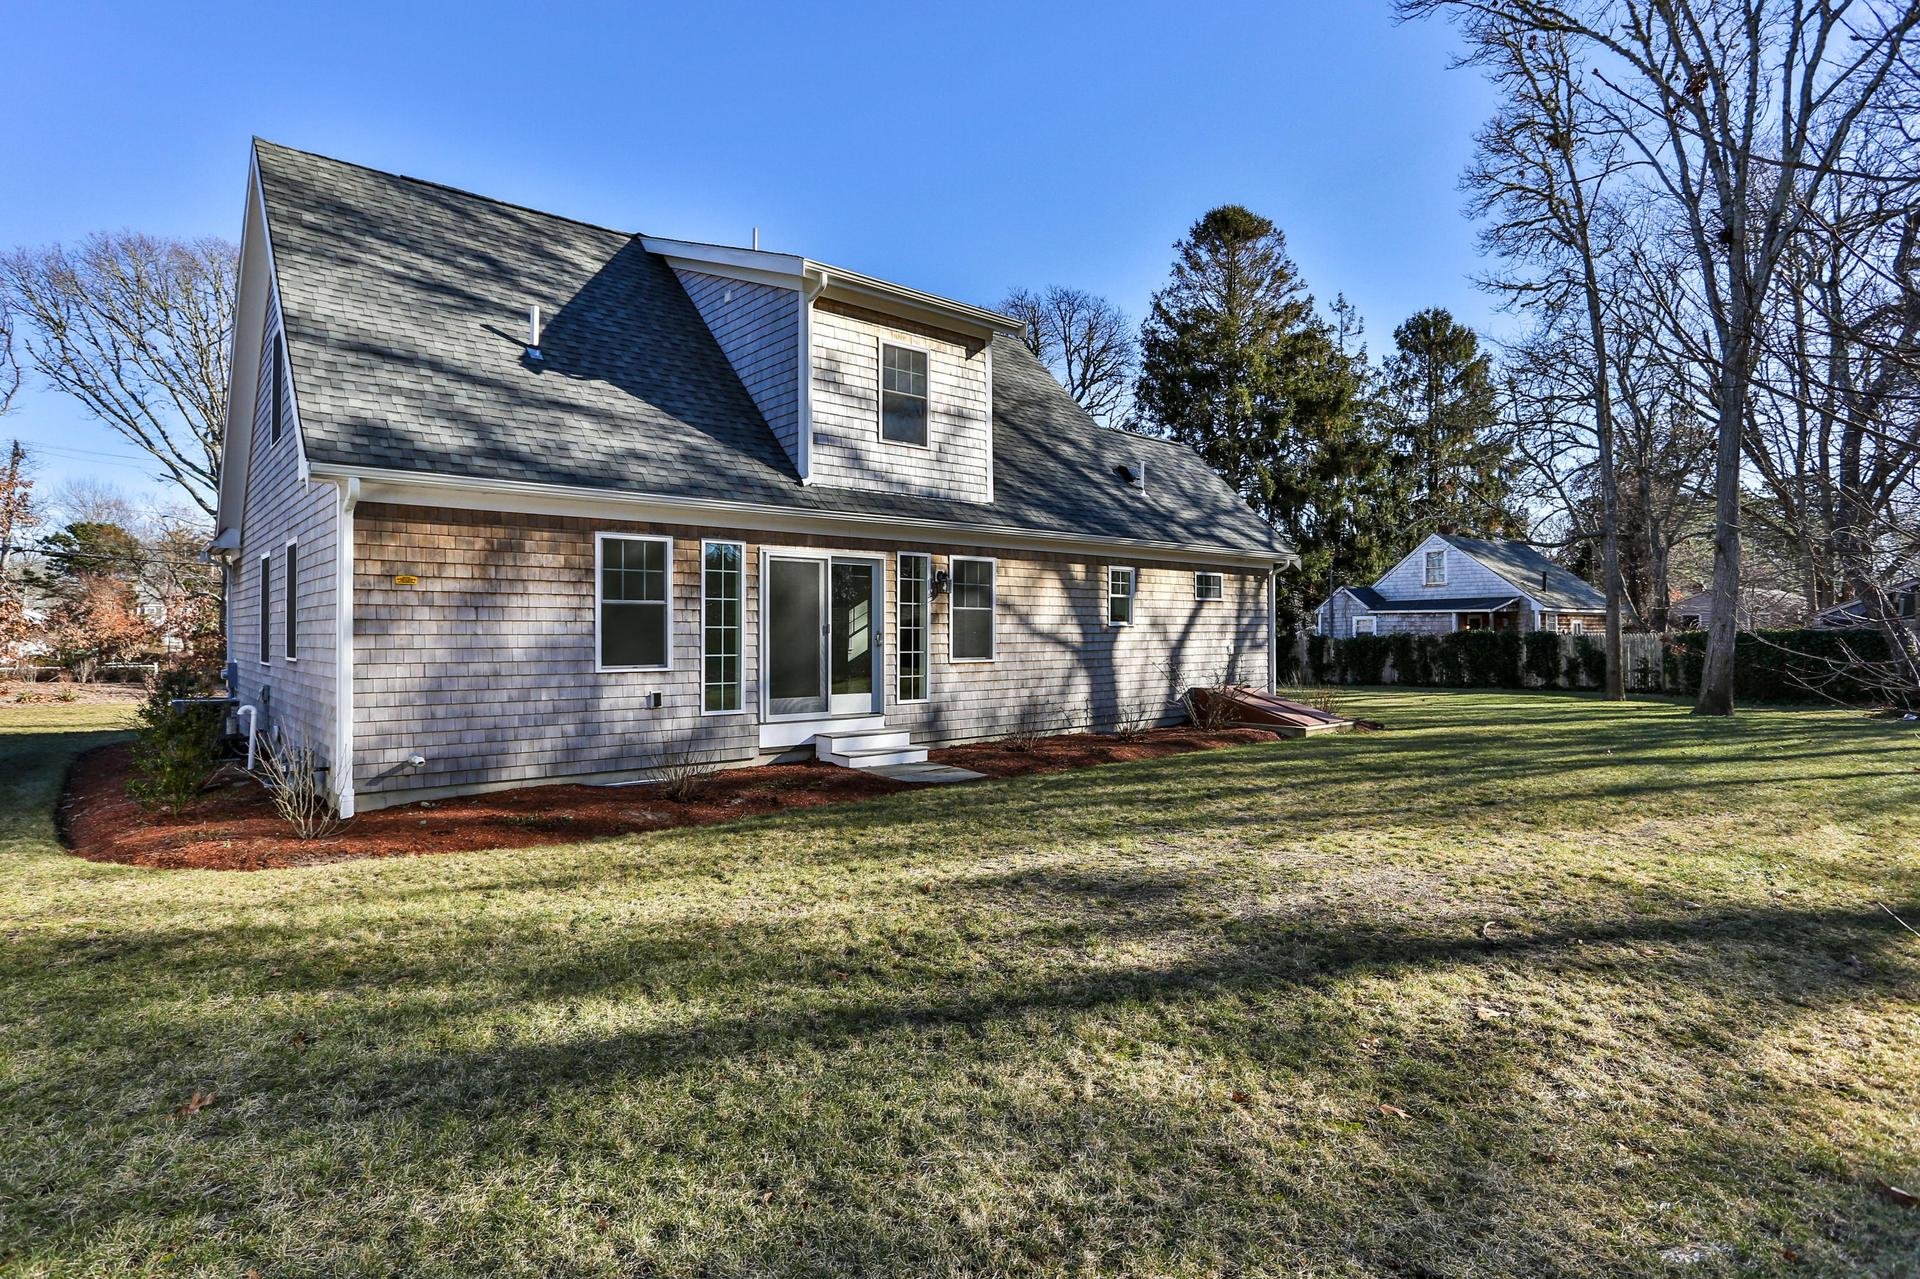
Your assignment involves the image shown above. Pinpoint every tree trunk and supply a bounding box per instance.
[1693,349,1746,716]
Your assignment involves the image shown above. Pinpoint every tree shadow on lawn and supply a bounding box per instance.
[11,890,1918,1276]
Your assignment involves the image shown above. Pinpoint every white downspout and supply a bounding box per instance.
[334,477,359,818]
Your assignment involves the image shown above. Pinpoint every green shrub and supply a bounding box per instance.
[127,668,226,811]
[1340,634,1392,684]
[1306,635,1333,684]
[1388,633,1426,686]
[1573,637,1607,688]
[1661,627,1897,704]
[1523,633,1563,687]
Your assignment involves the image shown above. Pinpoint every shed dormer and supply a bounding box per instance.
[647,237,1021,503]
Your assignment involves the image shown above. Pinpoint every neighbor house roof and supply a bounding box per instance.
[1439,534,1607,611]
[250,140,1288,561]
[1365,594,1523,614]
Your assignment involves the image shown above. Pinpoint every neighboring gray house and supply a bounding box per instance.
[1316,532,1607,637]
[1670,586,1805,632]
[1812,579,1918,629]
[210,141,1291,814]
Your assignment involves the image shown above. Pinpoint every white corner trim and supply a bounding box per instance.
[334,476,358,818]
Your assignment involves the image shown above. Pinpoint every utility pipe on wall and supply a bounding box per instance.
[236,704,259,771]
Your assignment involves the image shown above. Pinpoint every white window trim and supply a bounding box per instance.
[699,539,747,715]
[1424,549,1448,587]
[1194,571,1224,601]
[1106,565,1136,627]
[1569,619,1585,636]
[1353,616,1376,637]
[594,531,674,673]
[948,554,996,663]
[896,551,933,704]
[283,539,299,662]
[876,337,934,451]
[257,552,272,666]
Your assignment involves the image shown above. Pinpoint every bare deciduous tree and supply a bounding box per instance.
[1,233,237,518]
[1403,0,1920,715]
[0,295,20,418]
[1001,285,1137,426]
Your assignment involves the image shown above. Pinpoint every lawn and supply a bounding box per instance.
[2,692,1916,1277]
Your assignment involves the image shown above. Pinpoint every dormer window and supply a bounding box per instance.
[880,343,929,446]
[1424,549,1447,586]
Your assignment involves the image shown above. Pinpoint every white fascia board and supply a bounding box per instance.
[216,152,269,538]
[641,235,1023,339]
[309,463,1291,570]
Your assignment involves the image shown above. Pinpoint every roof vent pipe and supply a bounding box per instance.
[526,304,543,360]
[752,226,760,250]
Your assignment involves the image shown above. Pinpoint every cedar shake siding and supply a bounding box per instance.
[808,300,993,503]
[349,505,1269,808]
[227,289,340,766]
[672,269,803,470]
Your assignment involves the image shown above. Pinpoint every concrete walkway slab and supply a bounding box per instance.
[866,762,987,784]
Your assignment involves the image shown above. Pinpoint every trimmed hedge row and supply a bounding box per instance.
[1289,627,1896,704]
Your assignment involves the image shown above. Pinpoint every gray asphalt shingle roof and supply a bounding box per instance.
[1364,594,1522,614]
[1439,535,1607,611]
[254,141,1288,559]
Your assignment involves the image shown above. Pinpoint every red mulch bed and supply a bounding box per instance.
[928,726,1277,779]
[60,726,1277,871]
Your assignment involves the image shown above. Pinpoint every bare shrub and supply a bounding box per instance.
[1282,684,1344,717]
[1110,698,1158,741]
[654,746,712,803]
[1002,703,1060,752]
[251,731,344,840]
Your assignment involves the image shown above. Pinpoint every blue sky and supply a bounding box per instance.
[2,0,1497,514]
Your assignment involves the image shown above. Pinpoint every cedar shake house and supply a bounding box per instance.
[1316,532,1607,638]
[211,142,1291,815]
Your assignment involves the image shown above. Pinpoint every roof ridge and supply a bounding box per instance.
[252,137,639,241]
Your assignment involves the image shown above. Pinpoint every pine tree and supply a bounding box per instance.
[1378,308,1519,543]
[1134,206,1387,623]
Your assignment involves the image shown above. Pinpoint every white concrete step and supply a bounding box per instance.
[816,728,915,754]
[818,744,929,769]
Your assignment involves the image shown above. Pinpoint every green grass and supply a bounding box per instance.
[2,692,1917,1278]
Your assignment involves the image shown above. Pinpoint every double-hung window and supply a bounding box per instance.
[1424,549,1447,586]
[598,534,671,670]
[950,557,995,661]
[284,543,298,660]
[898,553,931,701]
[1194,572,1223,601]
[1107,566,1136,626]
[257,554,271,664]
[702,541,743,712]
[880,343,929,446]
[1353,616,1376,637]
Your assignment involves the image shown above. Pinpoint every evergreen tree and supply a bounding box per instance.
[1134,206,1388,624]
[1378,308,1519,543]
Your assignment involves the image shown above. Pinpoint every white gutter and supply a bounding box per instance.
[308,462,1295,570]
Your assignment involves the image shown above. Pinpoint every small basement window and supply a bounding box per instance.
[1353,616,1376,637]
[1194,572,1223,601]
[1424,549,1447,586]
[880,343,929,446]
[598,534,672,670]
[1107,567,1135,625]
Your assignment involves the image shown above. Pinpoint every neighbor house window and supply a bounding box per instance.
[1194,572,1223,601]
[898,552,931,701]
[702,541,743,712]
[1424,549,1447,586]
[1353,616,1376,637]
[271,334,286,443]
[598,534,671,670]
[951,556,995,660]
[880,343,929,446]
[1570,619,1586,636]
[257,554,271,664]
[284,542,298,660]
[1107,566,1136,625]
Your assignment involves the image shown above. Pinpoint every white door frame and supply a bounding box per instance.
[758,547,886,723]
